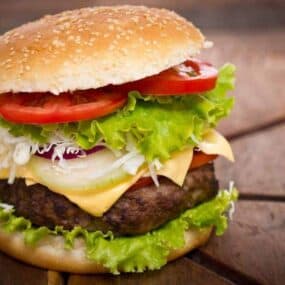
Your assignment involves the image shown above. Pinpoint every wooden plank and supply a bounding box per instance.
[215,124,285,195]
[47,271,65,285]
[198,201,285,285]
[0,0,284,34]
[202,30,285,137]
[1,0,285,13]
[0,251,48,285]
[2,0,285,11]
[0,2,283,285]
[68,258,234,285]
[0,251,64,285]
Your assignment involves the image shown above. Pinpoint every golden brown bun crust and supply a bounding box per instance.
[0,226,211,274]
[0,6,204,95]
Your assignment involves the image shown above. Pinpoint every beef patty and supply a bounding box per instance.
[0,163,218,236]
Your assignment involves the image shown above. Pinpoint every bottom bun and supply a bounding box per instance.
[0,227,212,274]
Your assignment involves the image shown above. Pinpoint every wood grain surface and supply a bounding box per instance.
[0,252,48,285]
[197,201,285,285]
[0,1,284,285]
[68,258,234,285]
[216,124,285,196]
[0,0,284,34]
[203,31,285,138]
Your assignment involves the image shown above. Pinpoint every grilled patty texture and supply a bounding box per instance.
[0,163,218,235]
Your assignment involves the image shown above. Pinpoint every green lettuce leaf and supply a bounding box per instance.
[0,188,238,274]
[0,64,235,161]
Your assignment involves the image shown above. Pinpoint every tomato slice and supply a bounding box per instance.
[113,59,218,95]
[129,177,154,191]
[0,59,217,124]
[190,152,217,170]
[0,90,127,124]
[129,152,217,191]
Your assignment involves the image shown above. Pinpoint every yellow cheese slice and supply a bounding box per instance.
[25,179,37,186]
[24,149,193,216]
[0,166,34,181]
[0,149,194,217]
[157,147,193,186]
[66,167,147,216]
[0,169,9,180]
[0,130,233,216]
[198,129,234,162]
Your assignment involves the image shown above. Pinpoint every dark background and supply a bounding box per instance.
[0,1,284,285]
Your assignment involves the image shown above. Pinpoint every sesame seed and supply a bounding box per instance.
[68,35,75,41]
[52,39,65,47]
[108,45,115,51]
[0,5,201,91]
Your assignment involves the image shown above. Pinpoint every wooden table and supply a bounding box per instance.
[0,1,284,285]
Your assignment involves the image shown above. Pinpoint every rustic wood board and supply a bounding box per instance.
[0,0,284,33]
[197,201,285,285]
[0,1,284,285]
[215,124,285,196]
[68,258,234,285]
[0,251,63,285]
[203,30,285,138]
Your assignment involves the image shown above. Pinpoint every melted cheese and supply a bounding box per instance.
[0,130,233,217]
[158,147,193,186]
[66,167,147,216]
[198,129,234,162]
[0,149,194,217]
[25,179,37,186]
[0,166,33,181]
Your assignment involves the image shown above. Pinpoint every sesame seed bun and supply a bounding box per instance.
[0,226,211,273]
[0,6,204,95]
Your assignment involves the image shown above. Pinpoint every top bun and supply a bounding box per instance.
[0,6,204,95]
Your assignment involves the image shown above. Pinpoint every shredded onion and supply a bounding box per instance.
[228,181,236,220]
[148,162,160,187]
[0,202,14,212]
[0,127,88,183]
[0,127,148,183]
[122,154,145,175]
[88,151,145,179]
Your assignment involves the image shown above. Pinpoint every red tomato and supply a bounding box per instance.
[0,90,127,124]
[0,59,217,124]
[190,152,217,170]
[114,59,218,95]
[129,152,217,191]
[129,177,154,191]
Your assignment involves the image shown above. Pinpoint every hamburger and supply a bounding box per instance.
[0,6,237,274]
